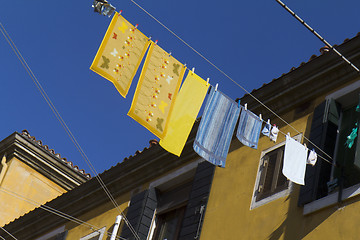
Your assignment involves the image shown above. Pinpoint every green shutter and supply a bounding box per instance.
[298,100,340,205]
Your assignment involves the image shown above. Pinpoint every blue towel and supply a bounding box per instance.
[236,106,262,149]
[193,87,240,168]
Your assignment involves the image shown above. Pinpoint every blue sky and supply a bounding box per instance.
[1,0,360,175]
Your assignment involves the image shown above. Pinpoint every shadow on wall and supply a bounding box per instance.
[268,184,336,240]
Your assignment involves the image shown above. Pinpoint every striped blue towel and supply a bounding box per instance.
[236,106,262,149]
[193,87,240,168]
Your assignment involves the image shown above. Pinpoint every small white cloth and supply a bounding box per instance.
[270,126,279,142]
[282,136,308,185]
[307,149,317,166]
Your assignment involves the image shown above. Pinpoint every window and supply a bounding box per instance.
[256,145,288,201]
[80,227,106,240]
[300,81,360,214]
[251,135,301,209]
[120,161,215,240]
[152,206,186,240]
[151,181,192,240]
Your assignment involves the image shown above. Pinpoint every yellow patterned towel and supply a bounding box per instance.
[128,42,185,139]
[90,13,150,97]
[160,70,209,156]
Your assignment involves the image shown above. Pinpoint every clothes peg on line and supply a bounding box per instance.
[267,119,270,124]
[135,24,139,29]
[192,67,195,73]
[169,52,172,57]
[215,83,218,91]
[244,103,247,111]
[259,114,262,121]
[206,78,210,86]
[154,40,158,45]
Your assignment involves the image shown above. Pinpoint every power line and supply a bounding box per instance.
[126,0,336,164]
[0,23,139,240]
[0,187,127,240]
[0,226,17,240]
[275,0,360,74]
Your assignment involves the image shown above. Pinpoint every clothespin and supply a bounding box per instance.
[154,40,158,45]
[215,83,218,91]
[238,100,241,108]
[192,67,195,74]
[304,143,307,148]
[259,114,262,121]
[206,78,210,86]
[267,119,270,124]
[148,36,152,41]
[135,24,139,29]
[244,103,247,111]
[169,51,172,57]
[287,132,291,137]
[118,10,123,15]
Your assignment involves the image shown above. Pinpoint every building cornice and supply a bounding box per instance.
[241,34,360,120]
[1,123,200,239]
[0,132,89,191]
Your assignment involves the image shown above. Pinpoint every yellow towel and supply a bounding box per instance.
[128,42,185,138]
[90,12,150,97]
[160,70,209,156]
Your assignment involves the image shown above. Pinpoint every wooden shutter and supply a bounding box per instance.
[298,100,340,206]
[178,161,215,240]
[120,188,157,240]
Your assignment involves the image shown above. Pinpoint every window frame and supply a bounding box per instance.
[303,80,360,215]
[80,227,106,240]
[147,159,203,240]
[250,134,302,210]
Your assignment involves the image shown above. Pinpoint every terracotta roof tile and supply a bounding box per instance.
[248,31,360,96]
[21,129,91,179]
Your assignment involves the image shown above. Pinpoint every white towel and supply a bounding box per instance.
[282,136,308,185]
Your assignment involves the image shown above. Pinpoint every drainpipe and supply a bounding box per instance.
[110,215,123,240]
[0,155,8,186]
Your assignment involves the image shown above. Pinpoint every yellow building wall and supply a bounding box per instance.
[65,193,131,239]
[0,156,66,226]
[200,107,360,240]
[65,160,198,239]
[200,113,309,240]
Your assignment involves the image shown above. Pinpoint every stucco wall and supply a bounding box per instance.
[0,157,66,226]
[200,114,311,240]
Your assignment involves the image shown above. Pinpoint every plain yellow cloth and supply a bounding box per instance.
[128,42,185,139]
[160,70,209,156]
[90,12,150,97]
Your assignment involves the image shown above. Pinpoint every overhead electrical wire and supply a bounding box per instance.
[0,187,127,240]
[0,226,17,240]
[126,0,360,166]
[1,3,354,239]
[0,23,140,240]
[275,0,360,74]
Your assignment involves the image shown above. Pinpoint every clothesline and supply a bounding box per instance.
[124,1,337,165]
[181,66,335,167]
